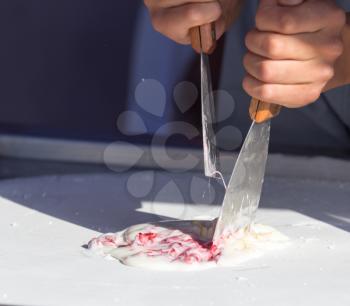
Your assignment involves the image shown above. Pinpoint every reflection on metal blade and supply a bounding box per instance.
[213,121,271,242]
[201,52,220,177]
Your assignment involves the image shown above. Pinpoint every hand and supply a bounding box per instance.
[243,0,346,108]
[144,0,243,45]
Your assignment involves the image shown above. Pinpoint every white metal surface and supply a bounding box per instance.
[0,165,349,306]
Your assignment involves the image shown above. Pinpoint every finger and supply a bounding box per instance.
[243,52,335,84]
[245,29,343,61]
[151,2,222,44]
[242,74,325,107]
[145,0,214,10]
[245,30,316,60]
[256,0,344,34]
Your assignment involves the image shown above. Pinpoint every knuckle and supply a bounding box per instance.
[328,38,344,58]
[305,87,321,103]
[185,6,202,24]
[151,12,163,33]
[243,53,250,69]
[285,102,300,109]
[262,35,282,58]
[292,98,312,108]
[184,3,221,24]
[242,76,253,96]
[293,101,309,108]
[319,65,335,82]
[255,10,265,30]
[258,84,273,101]
[259,61,273,82]
[242,76,251,93]
[244,30,255,50]
[278,12,296,33]
[332,7,346,27]
[212,2,222,19]
[143,0,152,8]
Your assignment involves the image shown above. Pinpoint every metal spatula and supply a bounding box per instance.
[213,99,281,242]
[190,24,220,178]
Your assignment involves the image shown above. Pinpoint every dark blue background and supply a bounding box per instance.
[0,1,140,140]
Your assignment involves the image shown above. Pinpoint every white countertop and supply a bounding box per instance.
[0,161,349,306]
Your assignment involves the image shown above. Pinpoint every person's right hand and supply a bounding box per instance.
[144,0,243,46]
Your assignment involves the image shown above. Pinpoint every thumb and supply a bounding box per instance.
[278,0,304,6]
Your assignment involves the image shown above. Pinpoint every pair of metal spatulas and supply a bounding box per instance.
[190,25,281,243]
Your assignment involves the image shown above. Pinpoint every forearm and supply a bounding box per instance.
[325,12,350,91]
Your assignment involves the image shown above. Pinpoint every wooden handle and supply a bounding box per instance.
[190,23,216,54]
[249,98,282,123]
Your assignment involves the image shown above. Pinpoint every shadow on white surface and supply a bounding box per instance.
[0,172,349,234]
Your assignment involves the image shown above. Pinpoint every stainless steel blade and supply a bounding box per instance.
[213,120,271,242]
[201,52,220,178]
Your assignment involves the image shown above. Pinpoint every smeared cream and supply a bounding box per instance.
[88,220,289,271]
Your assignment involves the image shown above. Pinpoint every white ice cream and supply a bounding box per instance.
[88,220,289,271]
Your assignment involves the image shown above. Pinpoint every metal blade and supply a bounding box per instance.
[200,52,220,178]
[213,120,271,242]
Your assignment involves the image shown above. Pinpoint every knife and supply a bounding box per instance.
[213,99,281,242]
[190,24,220,178]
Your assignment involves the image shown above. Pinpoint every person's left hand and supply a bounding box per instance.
[243,0,346,108]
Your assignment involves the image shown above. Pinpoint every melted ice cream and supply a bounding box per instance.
[88,220,289,271]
